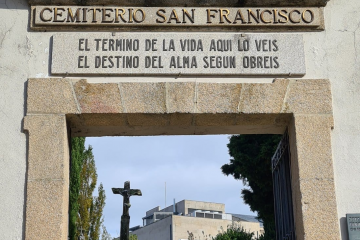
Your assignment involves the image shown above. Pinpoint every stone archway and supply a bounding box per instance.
[24,78,339,239]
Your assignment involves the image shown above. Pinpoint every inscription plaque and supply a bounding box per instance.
[347,214,360,240]
[51,33,305,76]
[31,6,323,30]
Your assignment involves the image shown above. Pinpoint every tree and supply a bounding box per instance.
[69,137,86,240]
[77,145,98,240]
[212,224,254,240]
[70,138,107,240]
[90,183,106,240]
[221,135,282,240]
[129,234,138,240]
[113,235,137,240]
[101,224,112,240]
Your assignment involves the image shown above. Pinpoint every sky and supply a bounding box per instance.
[85,135,254,237]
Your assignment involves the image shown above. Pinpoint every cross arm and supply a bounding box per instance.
[112,188,142,196]
[129,189,142,196]
[112,188,124,195]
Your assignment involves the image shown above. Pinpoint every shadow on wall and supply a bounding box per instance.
[0,0,330,9]
[0,0,28,10]
[340,217,349,240]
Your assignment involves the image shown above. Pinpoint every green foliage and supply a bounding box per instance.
[257,232,274,240]
[70,138,107,240]
[77,145,98,240]
[222,135,282,240]
[212,225,254,240]
[130,234,138,240]
[101,224,112,240]
[69,137,86,240]
[90,183,106,240]
[113,235,137,240]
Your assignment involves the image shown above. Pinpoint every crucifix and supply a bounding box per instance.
[112,181,142,240]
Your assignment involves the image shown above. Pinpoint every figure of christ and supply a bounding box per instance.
[112,181,142,240]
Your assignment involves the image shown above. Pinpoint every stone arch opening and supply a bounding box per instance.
[23,78,339,239]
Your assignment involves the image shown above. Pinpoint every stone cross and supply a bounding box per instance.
[112,181,142,240]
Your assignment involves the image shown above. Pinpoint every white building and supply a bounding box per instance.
[132,200,264,240]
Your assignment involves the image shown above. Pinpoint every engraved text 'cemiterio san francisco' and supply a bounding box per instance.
[32,6,322,28]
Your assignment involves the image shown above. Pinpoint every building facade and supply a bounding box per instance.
[132,200,263,240]
[1,0,360,239]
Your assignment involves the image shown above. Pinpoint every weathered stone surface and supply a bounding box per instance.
[28,0,329,7]
[239,79,289,113]
[82,114,127,126]
[51,33,306,76]
[167,82,196,113]
[24,114,69,180]
[73,80,123,113]
[121,82,166,113]
[284,79,332,114]
[195,113,236,126]
[169,113,194,126]
[235,113,291,126]
[294,179,339,240]
[127,113,169,126]
[288,115,339,240]
[197,83,242,113]
[24,114,69,240]
[26,180,69,240]
[27,78,79,114]
[292,114,334,180]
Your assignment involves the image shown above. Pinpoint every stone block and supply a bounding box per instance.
[127,113,169,126]
[121,82,166,113]
[51,33,304,76]
[24,114,69,181]
[81,114,127,126]
[239,79,289,113]
[26,179,68,240]
[235,113,291,126]
[197,83,242,113]
[291,114,334,180]
[288,114,339,240]
[73,80,123,113]
[195,113,236,126]
[284,79,332,114]
[293,179,339,240]
[167,82,196,113]
[27,78,79,114]
[169,113,194,126]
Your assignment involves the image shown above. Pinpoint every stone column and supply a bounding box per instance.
[289,114,339,240]
[24,114,69,239]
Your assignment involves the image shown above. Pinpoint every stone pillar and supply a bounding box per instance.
[289,115,339,240]
[24,114,69,240]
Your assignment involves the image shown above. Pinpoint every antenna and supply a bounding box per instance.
[173,198,176,213]
[165,182,166,208]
